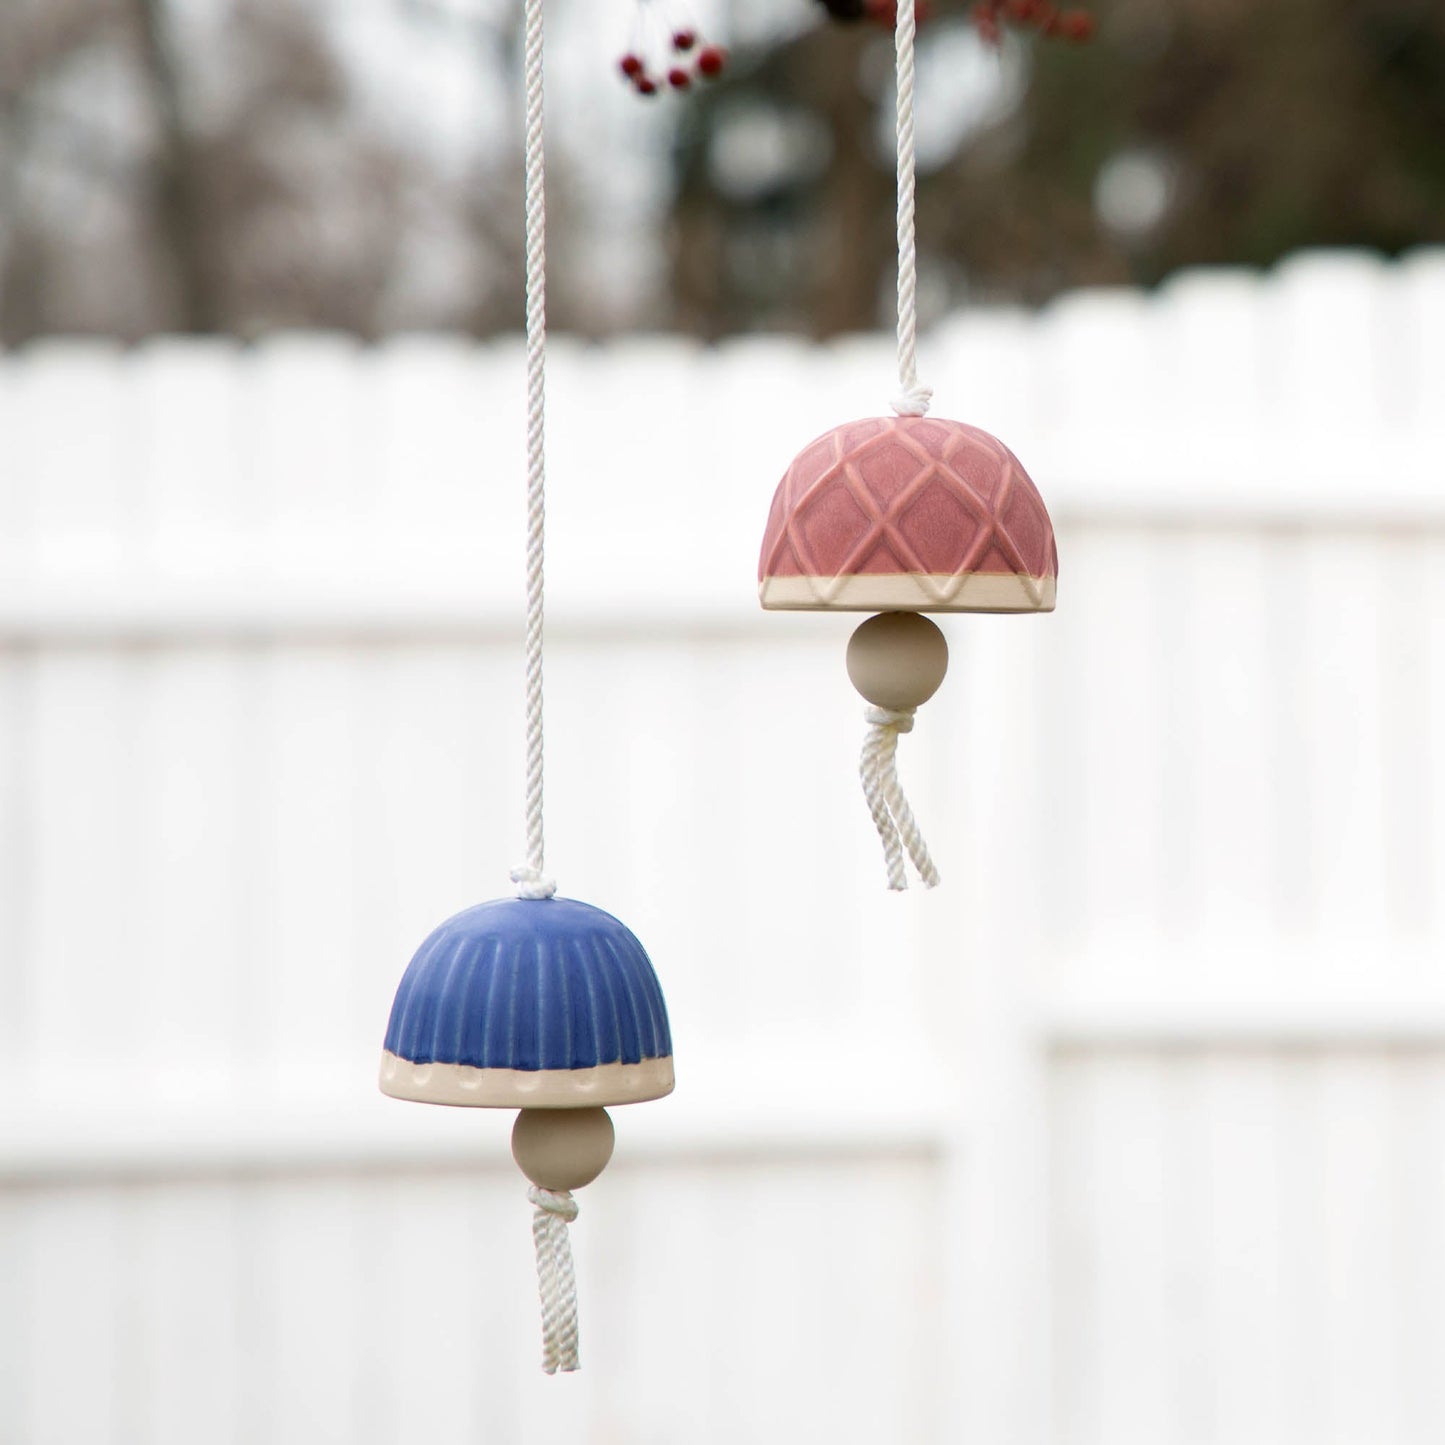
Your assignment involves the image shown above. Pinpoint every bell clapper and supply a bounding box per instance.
[512,1107,617,1374]
[846,610,948,710]
[512,1107,617,1192]
[846,611,948,890]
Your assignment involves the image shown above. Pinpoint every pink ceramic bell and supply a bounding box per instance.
[758,414,1057,889]
[757,0,1060,890]
[759,414,1056,613]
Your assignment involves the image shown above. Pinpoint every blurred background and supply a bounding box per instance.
[7,0,1445,341]
[2,1,1445,1442]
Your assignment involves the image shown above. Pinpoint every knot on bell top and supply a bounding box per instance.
[758,415,1057,614]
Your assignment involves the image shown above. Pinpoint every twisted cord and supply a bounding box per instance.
[860,705,939,890]
[861,723,905,888]
[528,1186,580,1374]
[891,0,932,418]
[515,0,551,901]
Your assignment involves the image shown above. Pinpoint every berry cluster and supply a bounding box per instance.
[972,0,1095,44]
[814,0,934,25]
[618,27,727,96]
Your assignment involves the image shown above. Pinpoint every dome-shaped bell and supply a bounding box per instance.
[380,896,674,1109]
[758,415,1057,614]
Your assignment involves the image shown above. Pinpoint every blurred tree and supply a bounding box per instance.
[0,0,572,342]
[5,0,1443,343]
[133,0,217,331]
[0,0,124,339]
[670,18,895,339]
[667,0,1445,336]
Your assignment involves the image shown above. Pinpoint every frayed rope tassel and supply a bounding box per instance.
[860,704,939,891]
[528,1185,580,1374]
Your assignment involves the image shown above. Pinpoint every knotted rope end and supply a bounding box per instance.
[527,1184,579,1222]
[890,385,934,418]
[511,865,557,900]
[864,703,915,732]
[859,701,940,891]
[528,1184,580,1373]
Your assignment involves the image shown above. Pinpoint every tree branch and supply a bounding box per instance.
[130,0,222,331]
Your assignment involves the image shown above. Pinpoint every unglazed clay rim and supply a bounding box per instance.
[379,1050,675,1108]
[759,571,1056,613]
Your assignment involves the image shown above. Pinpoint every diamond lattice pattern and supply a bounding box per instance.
[759,416,1057,606]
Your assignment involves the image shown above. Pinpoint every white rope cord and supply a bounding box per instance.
[860,705,939,891]
[860,0,938,888]
[513,0,556,907]
[512,0,574,1377]
[528,1186,581,1374]
[891,0,932,418]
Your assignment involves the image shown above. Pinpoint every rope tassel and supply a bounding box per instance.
[528,1186,581,1374]
[860,705,939,890]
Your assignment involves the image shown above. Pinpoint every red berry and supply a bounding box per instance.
[1059,9,1095,39]
[636,76,659,95]
[696,44,726,76]
[672,28,696,51]
[620,53,643,77]
[668,67,691,89]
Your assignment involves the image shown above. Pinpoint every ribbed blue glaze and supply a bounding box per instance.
[383,897,672,1071]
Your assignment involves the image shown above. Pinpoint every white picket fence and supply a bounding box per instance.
[2,247,1444,1445]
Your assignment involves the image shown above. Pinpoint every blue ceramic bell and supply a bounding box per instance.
[379,891,673,1373]
[380,896,674,1109]
[379,0,680,1375]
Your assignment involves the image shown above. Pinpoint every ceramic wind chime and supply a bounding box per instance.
[758,0,1060,890]
[378,0,673,1375]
